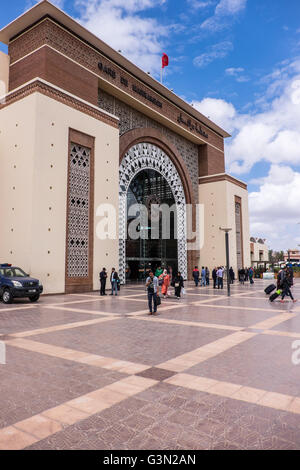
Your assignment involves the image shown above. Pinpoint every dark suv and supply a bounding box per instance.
[0,264,43,304]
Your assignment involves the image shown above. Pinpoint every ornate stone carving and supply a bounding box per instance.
[67,144,91,278]
[119,143,187,283]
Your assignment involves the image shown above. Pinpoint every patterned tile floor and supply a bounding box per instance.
[1,280,300,450]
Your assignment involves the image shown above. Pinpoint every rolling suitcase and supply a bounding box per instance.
[265,284,276,295]
[269,289,282,302]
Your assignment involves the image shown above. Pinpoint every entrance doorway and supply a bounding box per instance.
[126,169,178,281]
[118,142,187,283]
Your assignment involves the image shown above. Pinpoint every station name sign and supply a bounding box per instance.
[177,113,209,139]
[98,62,208,138]
[98,62,162,109]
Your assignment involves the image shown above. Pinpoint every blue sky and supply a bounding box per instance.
[1,0,300,251]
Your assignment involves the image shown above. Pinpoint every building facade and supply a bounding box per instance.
[284,249,300,264]
[0,0,250,294]
[250,238,269,266]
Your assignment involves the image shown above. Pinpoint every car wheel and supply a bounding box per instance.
[29,294,40,302]
[2,289,13,304]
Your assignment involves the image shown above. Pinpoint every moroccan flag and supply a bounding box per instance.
[162,53,169,69]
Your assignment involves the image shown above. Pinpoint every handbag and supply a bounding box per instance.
[156,294,161,306]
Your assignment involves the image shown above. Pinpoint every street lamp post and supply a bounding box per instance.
[219,227,232,297]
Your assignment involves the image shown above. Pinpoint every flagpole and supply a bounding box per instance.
[160,67,163,84]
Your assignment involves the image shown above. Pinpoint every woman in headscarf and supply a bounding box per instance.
[159,269,170,298]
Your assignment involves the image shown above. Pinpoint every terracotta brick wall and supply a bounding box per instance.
[9,46,99,106]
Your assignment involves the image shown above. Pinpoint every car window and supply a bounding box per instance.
[1,267,28,277]
[12,268,27,277]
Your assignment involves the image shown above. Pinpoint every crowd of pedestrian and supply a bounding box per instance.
[99,262,297,315]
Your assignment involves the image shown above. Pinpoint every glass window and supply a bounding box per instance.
[126,169,178,280]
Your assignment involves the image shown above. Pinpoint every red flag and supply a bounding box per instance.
[162,53,169,69]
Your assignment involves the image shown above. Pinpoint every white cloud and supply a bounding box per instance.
[215,0,247,15]
[226,67,244,75]
[193,41,233,68]
[187,0,215,9]
[249,165,300,250]
[193,58,300,173]
[74,0,168,76]
[226,66,249,82]
[192,97,236,130]
[201,0,247,31]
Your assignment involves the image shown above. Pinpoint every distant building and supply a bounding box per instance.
[284,249,300,263]
[250,238,269,267]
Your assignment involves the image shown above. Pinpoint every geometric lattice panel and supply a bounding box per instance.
[67,143,90,278]
[119,142,187,283]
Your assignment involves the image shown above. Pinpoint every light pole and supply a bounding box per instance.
[219,227,232,297]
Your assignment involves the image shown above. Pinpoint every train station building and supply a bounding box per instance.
[0,0,250,294]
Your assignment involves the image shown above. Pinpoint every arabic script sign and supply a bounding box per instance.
[177,113,209,139]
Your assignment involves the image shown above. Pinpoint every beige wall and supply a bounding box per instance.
[0,91,119,294]
[198,178,250,275]
[0,51,9,96]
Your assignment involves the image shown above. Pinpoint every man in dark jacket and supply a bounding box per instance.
[280,267,296,303]
[212,267,217,289]
[287,266,294,286]
[110,268,119,296]
[99,268,107,296]
[229,267,235,284]
[192,266,200,287]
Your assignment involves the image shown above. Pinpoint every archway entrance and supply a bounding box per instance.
[126,169,177,281]
[119,142,187,283]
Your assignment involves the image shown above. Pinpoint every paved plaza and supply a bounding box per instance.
[1,280,300,450]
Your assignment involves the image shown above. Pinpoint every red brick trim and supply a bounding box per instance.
[0,79,119,129]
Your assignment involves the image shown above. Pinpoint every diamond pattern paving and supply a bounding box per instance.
[0,280,300,450]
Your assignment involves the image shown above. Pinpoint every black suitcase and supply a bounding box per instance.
[269,289,282,302]
[265,284,276,295]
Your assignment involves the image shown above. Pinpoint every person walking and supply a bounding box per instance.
[239,267,245,285]
[159,269,170,298]
[287,265,294,287]
[217,267,223,289]
[174,271,184,298]
[155,266,163,279]
[245,268,249,282]
[280,267,297,303]
[146,271,158,314]
[249,266,254,285]
[201,266,206,287]
[212,267,217,289]
[110,268,119,296]
[205,267,210,286]
[192,266,200,287]
[99,267,107,296]
[229,267,235,284]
